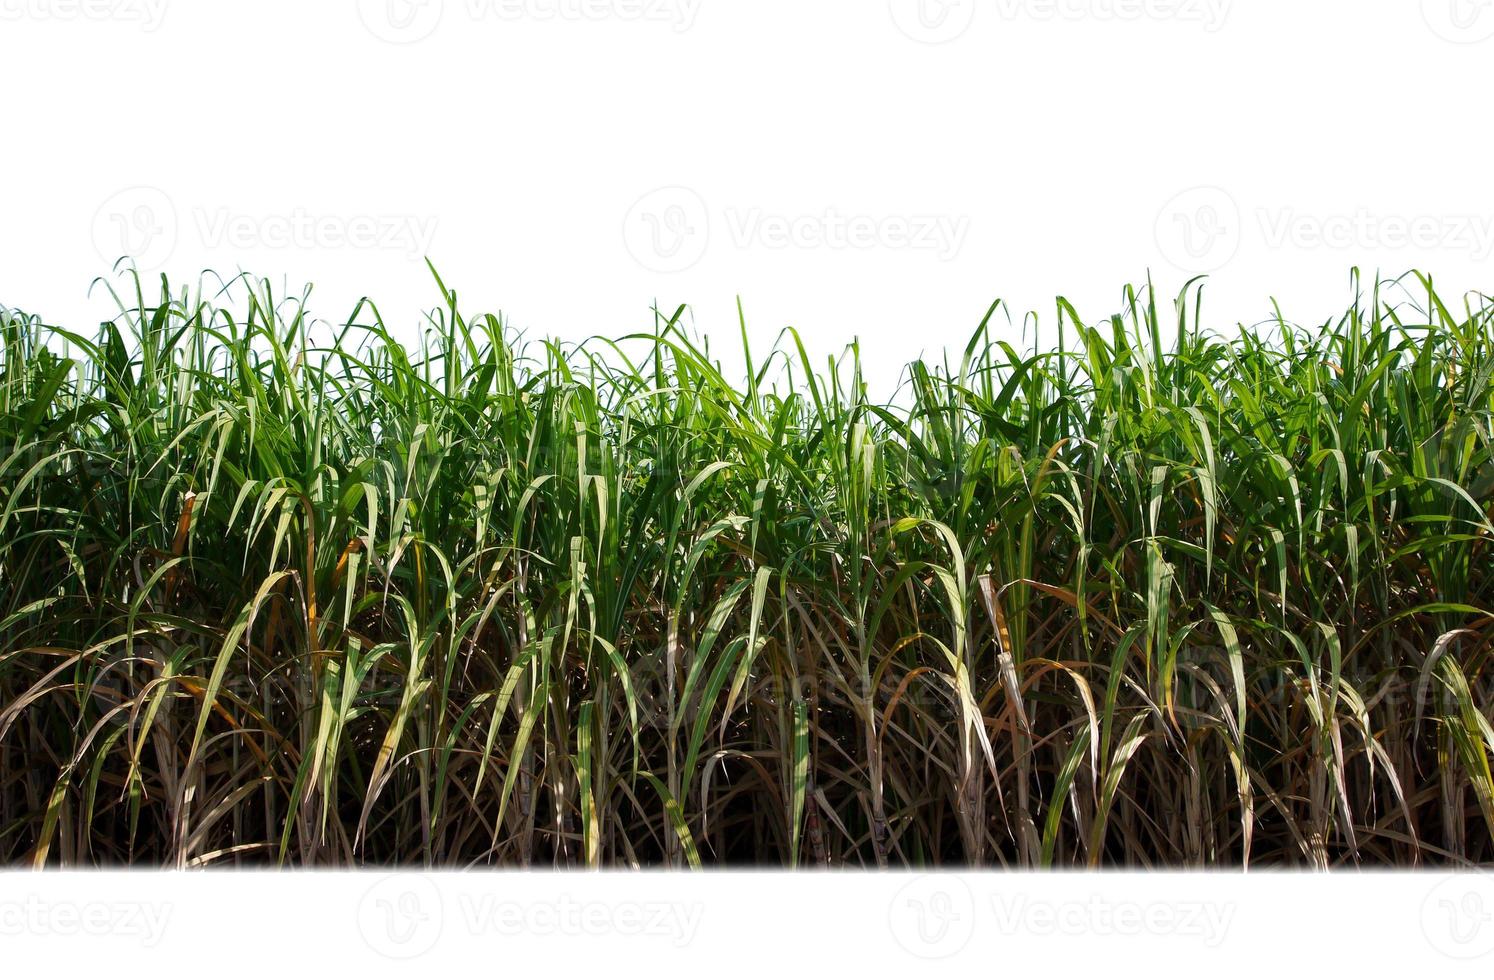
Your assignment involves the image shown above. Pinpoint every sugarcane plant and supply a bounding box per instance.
[1,265,1491,868]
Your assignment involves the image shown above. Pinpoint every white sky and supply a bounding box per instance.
[2,0,1492,393]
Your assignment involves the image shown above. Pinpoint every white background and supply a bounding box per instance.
[4,871,1494,975]
[3,0,1493,391]
[4,0,1494,970]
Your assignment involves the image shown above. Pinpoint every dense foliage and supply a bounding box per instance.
[2,267,1492,868]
